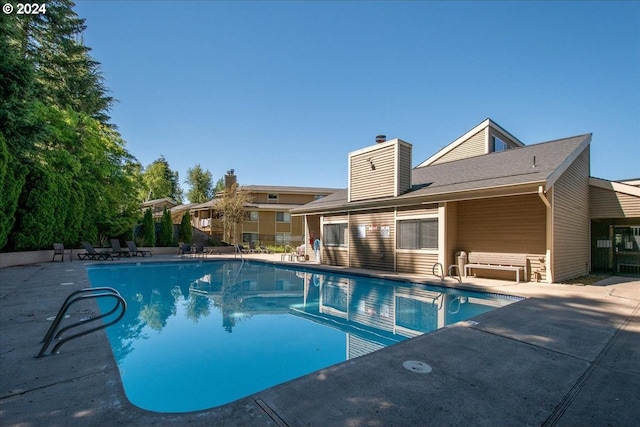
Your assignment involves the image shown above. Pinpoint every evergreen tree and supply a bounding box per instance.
[179,211,193,244]
[139,208,155,247]
[140,156,183,203]
[185,164,213,203]
[1,1,141,251]
[158,207,175,247]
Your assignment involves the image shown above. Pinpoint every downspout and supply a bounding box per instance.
[538,186,552,283]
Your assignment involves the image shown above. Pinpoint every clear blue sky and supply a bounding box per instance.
[75,1,640,200]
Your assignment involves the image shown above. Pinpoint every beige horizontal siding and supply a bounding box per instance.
[590,186,640,218]
[322,248,348,266]
[396,252,439,276]
[456,194,546,254]
[350,145,397,201]
[396,205,439,217]
[349,211,396,271]
[398,143,412,195]
[432,129,485,165]
[552,147,590,281]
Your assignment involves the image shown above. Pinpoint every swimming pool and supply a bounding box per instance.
[87,260,520,413]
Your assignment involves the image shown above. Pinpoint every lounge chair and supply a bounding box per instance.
[52,243,72,262]
[237,244,251,254]
[248,242,259,253]
[259,244,273,254]
[110,239,130,257]
[78,241,119,261]
[125,240,152,257]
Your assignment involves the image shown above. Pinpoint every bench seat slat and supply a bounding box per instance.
[464,252,528,283]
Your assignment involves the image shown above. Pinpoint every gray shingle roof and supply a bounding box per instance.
[291,133,591,213]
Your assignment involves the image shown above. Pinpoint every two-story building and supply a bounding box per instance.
[190,170,340,246]
[292,119,640,282]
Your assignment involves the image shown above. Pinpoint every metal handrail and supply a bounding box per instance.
[432,262,444,280]
[447,265,462,283]
[36,287,126,358]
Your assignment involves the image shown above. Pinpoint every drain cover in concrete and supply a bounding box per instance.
[403,360,432,374]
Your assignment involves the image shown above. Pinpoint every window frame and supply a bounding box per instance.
[323,222,349,247]
[396,217,438,251]
[492,136,507,152]
[276,211,291,222]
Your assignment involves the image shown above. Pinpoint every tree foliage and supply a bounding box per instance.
[1,2,142,251]
[158,207,175,247]
[140,156,183,204]
[179,211,193,244]
[138,208,155,247]
[185,164,213,203]
[218,183,253,244]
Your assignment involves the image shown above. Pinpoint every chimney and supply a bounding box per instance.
[375,135,386,144]
[225,169,237,190]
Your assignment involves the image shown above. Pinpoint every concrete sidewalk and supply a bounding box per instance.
[1,256,638,426]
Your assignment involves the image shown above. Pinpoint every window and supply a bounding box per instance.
[267,193,278,202]
[397,218,438,249]
[242,233,259,243]
[245,211,258,221]
[275,233,291,244]
[492,136,507,152]
[324,223,348,247]
[276,211,291,222]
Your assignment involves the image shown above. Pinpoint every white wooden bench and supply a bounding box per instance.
[464,252,528,283]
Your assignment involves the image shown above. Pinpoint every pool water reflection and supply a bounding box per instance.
[87,260,520,413]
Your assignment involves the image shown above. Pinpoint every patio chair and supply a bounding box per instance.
[110,239,130,257]
[78,241,119,261]
[192,244,205,258]
[180,243,192,257]
[281,245,295,261]
[294,244,307,262]
[52,243,72,262]
[125,240,152,257]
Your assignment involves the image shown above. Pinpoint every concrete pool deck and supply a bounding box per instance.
[1,254,638,426]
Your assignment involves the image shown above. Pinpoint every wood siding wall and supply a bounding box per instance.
[431,129,486,165]
[396,252,439,276]
[349,211,396,271]
[350,144,397,201]
[590,186,640,219]
[457,194,546,253]
[398,143,412,195]
[456,194,546,281]
[552,147,591,281]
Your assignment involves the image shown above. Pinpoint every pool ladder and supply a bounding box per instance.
[36,287,126,358]
[432,262,462,283]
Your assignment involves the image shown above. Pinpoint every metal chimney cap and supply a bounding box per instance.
[375,135,386,143]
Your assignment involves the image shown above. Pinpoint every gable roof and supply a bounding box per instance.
[417,118,525,167]
[291,133,591,214]
[242,185,341,195]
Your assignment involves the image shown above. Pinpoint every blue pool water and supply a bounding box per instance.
[87,260,520,413]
